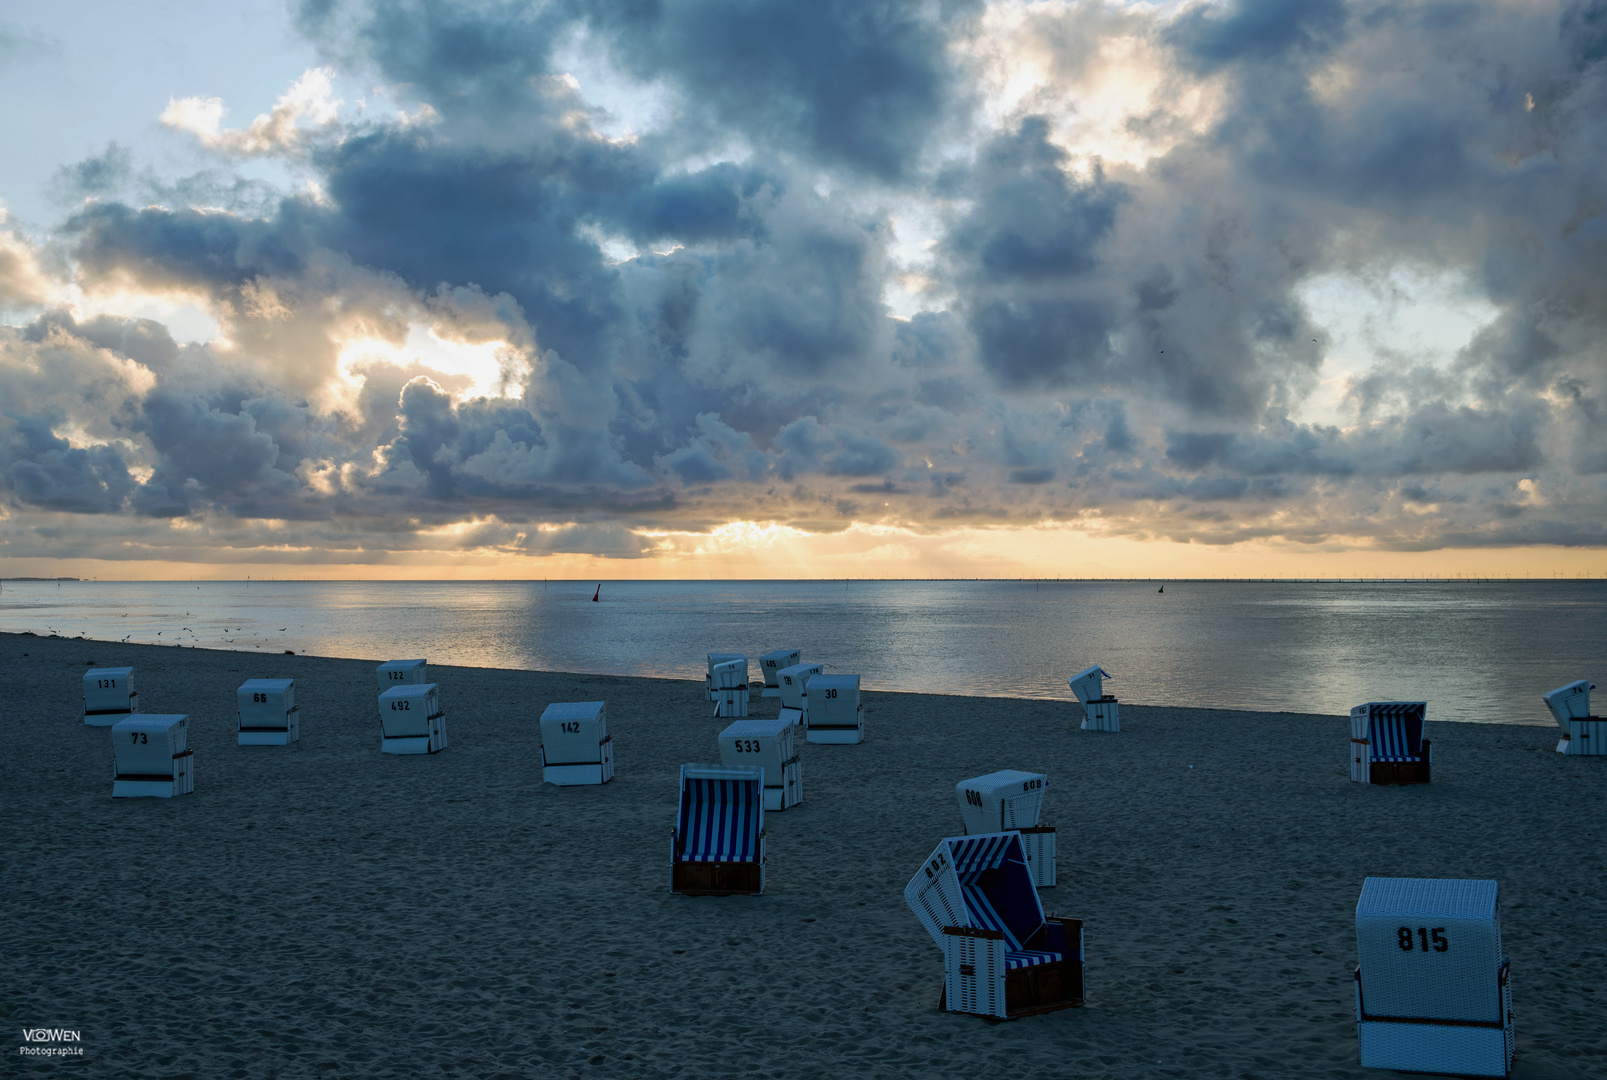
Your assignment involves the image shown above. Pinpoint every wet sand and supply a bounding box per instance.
[2,631,1602,1079]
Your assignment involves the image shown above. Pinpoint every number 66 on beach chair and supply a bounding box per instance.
[904,833,1084,1020]
[1350,702,1431,784]
[671,765,765,896]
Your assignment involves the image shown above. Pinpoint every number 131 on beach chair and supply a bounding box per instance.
[904,832,1084,1020]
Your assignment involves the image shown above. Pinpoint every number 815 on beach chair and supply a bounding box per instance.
[671,765,765,896]
[904,832,1084,1019]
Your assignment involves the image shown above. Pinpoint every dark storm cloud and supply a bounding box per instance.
[2,0,1604,563]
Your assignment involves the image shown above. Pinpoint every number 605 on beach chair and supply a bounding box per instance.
[904,832,1084,1020]
[671,765,765,896]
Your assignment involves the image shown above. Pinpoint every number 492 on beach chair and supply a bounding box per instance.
[1350,702,1431,785]
[904,832,1084,1020]
[671,765,765,896]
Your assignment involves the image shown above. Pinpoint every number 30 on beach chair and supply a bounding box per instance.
[904,832,1084,1020]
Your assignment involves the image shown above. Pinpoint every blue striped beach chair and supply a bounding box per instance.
[1350,702,1431,785]
[671,765,765,895]
[905,832,1084,1019]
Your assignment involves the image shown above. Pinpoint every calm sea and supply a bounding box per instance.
[2,578,1600,725]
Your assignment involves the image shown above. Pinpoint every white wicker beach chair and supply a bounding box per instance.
[83,667,137,727]
[540,701,613,785]
[1068,664,1119,732]
[776,662,823,729]
[904,832,1084,1019]
[719,716,802,810]
[804,673,863,743]
[1354,877,1512,1077]
[671,764,765,895]
[111,714,192,797]
[956,771,1054,887]
[1350,702,1431,784]
[1542,680,1602,756]
[377,659,428,695]
[758,649,801,698]
[710,659,750,718]
[378,683,447,754]
[705,652,747,702]
[237,679,298,746]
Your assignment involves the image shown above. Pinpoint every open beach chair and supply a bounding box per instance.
[671,764,765,895]
[758,649,801,698]
[1349,702,1430,784]
[776,662,822,729]
[956,771,1054,887]
[1542,680,1602,756]
[719,716,802,810]
[111,714,193,797]
[1068,664,1119,732]
[1354,877,1512,1076]
[83,667,137,727]
[905,832,1083,1019]
[237,679,298,746]
[540,701,613,785]
[378,683,447,754]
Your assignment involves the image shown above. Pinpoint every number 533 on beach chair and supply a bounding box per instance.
[671,765,765,896]
[904,832,1084,1019]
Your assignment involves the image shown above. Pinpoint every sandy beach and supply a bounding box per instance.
[2,630,1602,1080]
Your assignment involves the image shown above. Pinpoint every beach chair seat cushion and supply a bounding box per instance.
[1004,950,1062,970]
[1373,754,1423,762]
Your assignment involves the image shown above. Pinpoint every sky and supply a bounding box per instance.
[0,0,1604,580]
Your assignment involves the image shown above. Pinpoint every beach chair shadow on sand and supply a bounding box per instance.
[1350,702,1431,785]
[905,832,1084,1020]
[671,765,765,896]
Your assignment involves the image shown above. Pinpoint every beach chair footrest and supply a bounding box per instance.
[672,860,763,896]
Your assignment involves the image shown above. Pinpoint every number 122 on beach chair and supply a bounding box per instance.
[904,832,1084,1020]
[1354,877,1512,1077]
[671,765,765,896]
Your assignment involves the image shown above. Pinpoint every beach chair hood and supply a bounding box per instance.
[1068,665,1112,705]
[905,832,1046,952]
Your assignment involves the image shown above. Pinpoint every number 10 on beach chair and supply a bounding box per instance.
[904,832,1084,1020]
[671,765,765,896]
[1350,702,1431,784]
[1354,877,1512,1077]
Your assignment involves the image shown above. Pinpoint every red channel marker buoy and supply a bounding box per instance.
[592,584,600,602]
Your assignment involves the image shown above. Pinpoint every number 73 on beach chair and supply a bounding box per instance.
[904,832,1084,1020]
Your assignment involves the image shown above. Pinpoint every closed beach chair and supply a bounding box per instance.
[956,771,1055,887]
[904,832,1084,1019]
[237,679,298,745]
[719,716,802,810]
[84,667,137,727]
[379,683,447,754]
[671,764,765,895]
[1068,664,1119,732]
[804,672,863,743]
[710,659,749,718]
[776,662,822,729]
[758,648,801,698]
[1542,680,1602,756]
[1354,877,1512,1077]
[111,714,193,797]
[540,701,613,785]
[705,652,747,702]
[1350,702,1430,784]
[377,659,428,695]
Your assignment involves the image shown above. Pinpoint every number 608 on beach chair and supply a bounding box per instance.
[905,832,1084,1020]
[671,765,765,896]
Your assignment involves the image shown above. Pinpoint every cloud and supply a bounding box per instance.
[161,69,342,158]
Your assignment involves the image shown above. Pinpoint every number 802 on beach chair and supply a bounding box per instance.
[1350,702,1431,785]
[905,832,1084,1019]
[671,765,765,896]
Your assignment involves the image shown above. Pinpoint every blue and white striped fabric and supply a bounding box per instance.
[1004,950,1063,970]
[950,833,1016,876]
[677,774,762,862]
[1367,703,1425,762]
